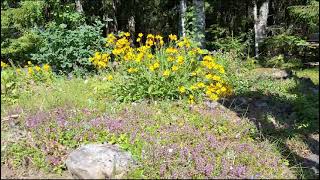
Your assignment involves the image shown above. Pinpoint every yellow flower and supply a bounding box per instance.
[107,75,113,81]
[28,61,32,65]
[147,34,154,39]
[43,64,50,71]
[219,68,225,74]
[177,41,184,48]
[212,75,221,81]
[205,74,213,80]
[159,40,164,46]
[209,93,219,101]
[165,47,178,54]
[153,62,160,69]
[147,54,154,59]
[188,99,195,104]
[155,35,163,39]
[171,65,179,71]
[169,34,177,41]
[138,33,143,37]
[178,86,186,93]
[1,61,8,68]
[162,70,170,77]
[149,65,155,72]
[35,65,41,72]
[221,87,227,92]
[137,38,141,42]
[124,32,130,37]
[146,39,154,46]
[191,71,197,76]
[196,82,205,88]
[216,82,222,88]
[28,67,34,75]
[128,67,138,73]
[203,55,213,62]
[177,56,184,64]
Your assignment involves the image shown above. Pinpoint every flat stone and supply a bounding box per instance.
[66,143,136,179]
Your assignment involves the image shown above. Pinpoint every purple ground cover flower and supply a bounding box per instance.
[160,164,166,176]
[237,143,254,153]
[26,111,48,128]
[204,163,214,176]
[230,165,247,177]
[207,134,218,148]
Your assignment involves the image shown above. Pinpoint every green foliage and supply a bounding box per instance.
[288,1,319,33]
[206,25,254,57]
[44,0,84,28]
[6,142,48,170]
[261,33,311,60]
[1,1,45,32]
[1,64,54,105]
[1,31,42,64]
[31,21,106,75]
[1,1,45,63]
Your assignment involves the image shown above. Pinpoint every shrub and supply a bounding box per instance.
[31,21,106,75]
[1,30,42,65]
[1,1,45,63]
[261,33,310,58]
[89,32,232,102]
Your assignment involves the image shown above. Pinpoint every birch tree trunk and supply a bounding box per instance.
[193,0,206,48]
[75,0,83,13]
[254,0,270,58]
[179,0,187,38]
[128,0,135,40]
[111,0,118,33]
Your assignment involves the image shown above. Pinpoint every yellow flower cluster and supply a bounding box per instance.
[89,52,111,69]
[90,32,232,103]
[24,61,51,76]
[1,61,8,68]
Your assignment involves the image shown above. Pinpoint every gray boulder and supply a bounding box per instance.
[66,143,136,179]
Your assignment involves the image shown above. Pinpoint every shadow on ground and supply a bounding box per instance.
[220,70,319,179]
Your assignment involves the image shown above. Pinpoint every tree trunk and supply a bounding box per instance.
[128,0,135,41]
[179,0,187,37]
[193,0,206,48]
[75,0,83,13]
[111,0,118,33]
[254,0,270,58]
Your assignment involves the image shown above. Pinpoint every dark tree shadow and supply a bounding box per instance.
[220,70,319,179]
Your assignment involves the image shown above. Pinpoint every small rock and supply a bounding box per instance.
[271,70,288,79]
[66,143,136,179]
[205,101,218,109]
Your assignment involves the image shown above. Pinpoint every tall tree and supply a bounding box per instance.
[253,0,270,57]
[179,0,187,37]
[193,0,205,48]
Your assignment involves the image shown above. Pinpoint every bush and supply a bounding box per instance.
[1,1,45,63]
[1,30,42,65]
[31,21,106,75]
[261,33,310,58]
[90,32,232,102]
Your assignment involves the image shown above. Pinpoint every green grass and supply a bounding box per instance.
[295,67,319,85]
